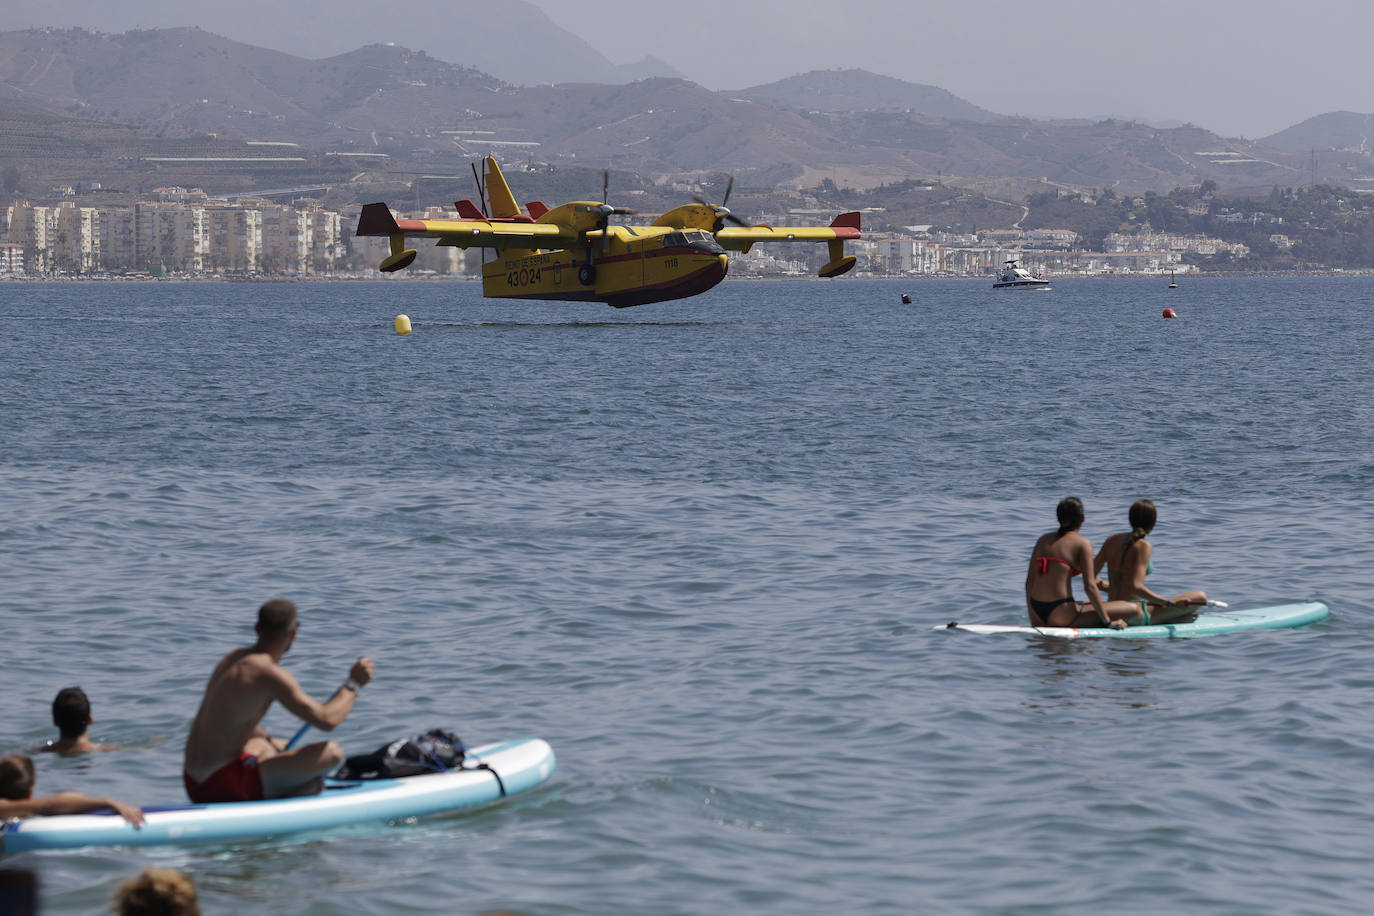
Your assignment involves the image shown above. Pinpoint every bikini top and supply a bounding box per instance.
[1109,538,1154,587]
[1035,556,1081,576]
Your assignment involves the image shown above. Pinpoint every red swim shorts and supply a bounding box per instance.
[183,753,264,803]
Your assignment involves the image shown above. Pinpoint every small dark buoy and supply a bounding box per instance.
[900,293,912,304]
[1162,308,1178,319]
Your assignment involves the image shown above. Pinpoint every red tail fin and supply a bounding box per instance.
[455,199,486,219]
[356,203,401,237]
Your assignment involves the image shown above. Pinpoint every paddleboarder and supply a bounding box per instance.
[183,599,374,803]
[1026,497,1141,629]
[1096,499,1208,625]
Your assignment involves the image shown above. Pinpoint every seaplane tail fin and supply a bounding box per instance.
[455,199,486,219]
[356,202,401,236]
[483,156,521,219]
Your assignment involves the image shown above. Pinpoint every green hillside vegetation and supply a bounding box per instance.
[1023,182,1374,269]
[798,177,1024,235]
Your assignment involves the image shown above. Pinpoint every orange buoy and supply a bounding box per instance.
[1162,308,1178,319]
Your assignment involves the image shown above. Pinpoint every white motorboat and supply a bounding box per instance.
[992,259,1050,289]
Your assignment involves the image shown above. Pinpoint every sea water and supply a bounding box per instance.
[1,277,1371,914]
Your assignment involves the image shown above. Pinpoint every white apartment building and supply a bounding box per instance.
[6,204,59,272]
[262,205,311,274]
[50,204,101,273]
[308,209,344,273]
[209,207,264,274]
[97,207,137,269]
[136,203,212,273]
[876,236,917,274]
[0,242,23,276]
[3,199,346,276]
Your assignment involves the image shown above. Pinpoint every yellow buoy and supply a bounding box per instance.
[394,314,412,335]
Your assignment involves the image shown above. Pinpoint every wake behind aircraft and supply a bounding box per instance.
[355,157,860,307]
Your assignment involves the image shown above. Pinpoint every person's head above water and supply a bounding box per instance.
[0,754,36,800]
[52,686,91,739]
[1128,498,1158,539]
[1056,497,1085,535]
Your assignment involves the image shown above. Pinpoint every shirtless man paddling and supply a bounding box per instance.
[183,599,374,803]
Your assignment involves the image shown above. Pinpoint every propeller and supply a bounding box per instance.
[595,168,637,254]
[693,175,748,232]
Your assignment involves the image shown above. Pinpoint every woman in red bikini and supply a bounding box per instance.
[1025,497,1141,629]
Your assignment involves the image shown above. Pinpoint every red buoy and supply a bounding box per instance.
[1162,308,1178,319]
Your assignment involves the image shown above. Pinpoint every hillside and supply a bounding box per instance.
[3,27,1374,205]
[4,0,677,87]
[1262,111,1374,153]
[0,28,505,140]
[734,69,1003,123]
[0,106,362,197]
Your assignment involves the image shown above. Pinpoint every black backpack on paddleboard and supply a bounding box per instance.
[333,728,465,779]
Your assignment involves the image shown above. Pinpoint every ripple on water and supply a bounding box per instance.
[3,279,1374,913]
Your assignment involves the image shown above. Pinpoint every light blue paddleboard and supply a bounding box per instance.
[937,601,1328,639]
[0,737,553,853]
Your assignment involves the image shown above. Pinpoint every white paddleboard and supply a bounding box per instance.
[1,737,553,852]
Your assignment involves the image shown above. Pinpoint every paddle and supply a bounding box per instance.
[283,663,371,751]
[1147,598,1228,609]
[284,722,311,751]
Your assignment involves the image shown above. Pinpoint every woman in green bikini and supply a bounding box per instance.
[1094,499,1208,625]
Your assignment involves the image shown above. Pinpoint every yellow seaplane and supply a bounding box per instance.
[355,157,860,308]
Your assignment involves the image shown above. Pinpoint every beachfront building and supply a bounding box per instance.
[97,207,137,270]
[309,209,344,273]
[136,202,212,273]
[5,204,58,272]
[0,242,23,276]
[50,204,101,274]
[1105,231,1249,259]
[209,207,264,274]
[876,236,918,274]
[261,204,312,274]
[2,197,348,276]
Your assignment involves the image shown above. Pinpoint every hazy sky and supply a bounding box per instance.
[8,0,1372,138]
[528,0,1373,139]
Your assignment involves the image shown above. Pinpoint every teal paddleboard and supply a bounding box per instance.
[937,601,1328,639]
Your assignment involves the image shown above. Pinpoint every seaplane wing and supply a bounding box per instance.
[356,203,575,270]
[715,220,859,248]
[716,213,862,278]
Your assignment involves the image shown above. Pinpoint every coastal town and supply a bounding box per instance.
[0,184,1261,281]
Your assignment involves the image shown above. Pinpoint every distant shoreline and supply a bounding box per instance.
[1,270,1370,283]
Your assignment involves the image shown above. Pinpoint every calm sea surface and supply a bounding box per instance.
[2,277,1372,914]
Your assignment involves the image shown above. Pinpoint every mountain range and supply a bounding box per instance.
[3,0,684,86]
[2,25,1372,207]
